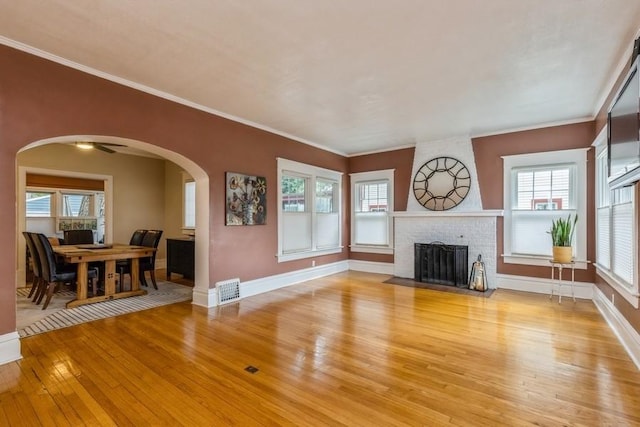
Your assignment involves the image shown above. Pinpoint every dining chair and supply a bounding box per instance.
[63,229,94,245]
[115,229,147,291]
[118,229,162,290]
[22,232,43,299]
[32,233,99,309]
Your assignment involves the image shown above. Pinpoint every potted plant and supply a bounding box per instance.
[548,214,578,263]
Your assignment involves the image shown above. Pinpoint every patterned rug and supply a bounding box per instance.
[17,281,193,338]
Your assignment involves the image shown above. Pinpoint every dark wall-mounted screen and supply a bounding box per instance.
[608,61,640,189]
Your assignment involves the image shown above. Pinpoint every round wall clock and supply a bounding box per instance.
[413,157,471,211]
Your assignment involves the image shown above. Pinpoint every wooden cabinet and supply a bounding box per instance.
[166,238,195,280]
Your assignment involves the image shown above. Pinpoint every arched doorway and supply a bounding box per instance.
[17,135,210,308]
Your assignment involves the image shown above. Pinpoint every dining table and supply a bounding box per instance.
[53,243,156,308]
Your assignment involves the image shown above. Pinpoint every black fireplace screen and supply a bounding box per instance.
[414,242,468,287]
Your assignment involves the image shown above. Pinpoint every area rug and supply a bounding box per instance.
[383,277,495,298]
[17,281,193,338]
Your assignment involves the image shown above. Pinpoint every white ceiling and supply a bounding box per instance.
[2,1,640,156]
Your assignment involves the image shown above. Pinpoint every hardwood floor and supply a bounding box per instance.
[2,271,639,426]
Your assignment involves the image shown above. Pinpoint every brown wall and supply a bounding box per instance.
[0,45,348,334]
[348,147,415,263]
[472,121,597,283]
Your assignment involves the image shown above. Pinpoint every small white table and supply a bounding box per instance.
[549,260,576,304]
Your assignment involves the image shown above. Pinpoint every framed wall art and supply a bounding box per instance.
[226,172,267,225]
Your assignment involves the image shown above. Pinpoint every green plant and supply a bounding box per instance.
[548,214,578,247]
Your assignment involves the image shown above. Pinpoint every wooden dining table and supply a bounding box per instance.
[53,243,156,308]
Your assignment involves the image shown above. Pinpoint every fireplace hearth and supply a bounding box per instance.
[414,242,468,287]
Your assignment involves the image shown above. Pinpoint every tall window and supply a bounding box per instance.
[595,141,638,307]
[277,158,342,262]
[183,180,196,230]
[510,165,575,256]
[350,169,394,253]
[503,149,587,267]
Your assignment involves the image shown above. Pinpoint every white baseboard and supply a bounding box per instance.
[0,332,21,365]
[192,260,350,308]
[191,286,216,308]
[497,273,594,300]
[348,260,394,275]
[593,286,640,370]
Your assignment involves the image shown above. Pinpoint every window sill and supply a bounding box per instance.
[277,247,343,263]
[502,254,589,270]
[349,245,394,255]
[594,264,640,309]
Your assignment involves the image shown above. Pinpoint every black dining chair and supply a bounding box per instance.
[22,232,43,299]
[63,229,94,245]
[118,229,162,290]
[32,232,99,309]
[115,229,147,291]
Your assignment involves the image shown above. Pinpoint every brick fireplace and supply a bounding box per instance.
[393,137,502,288]
[393,211,500,288]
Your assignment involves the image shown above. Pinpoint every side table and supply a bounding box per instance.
[549,260,576,304]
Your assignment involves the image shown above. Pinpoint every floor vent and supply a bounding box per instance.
[217,278,241,305]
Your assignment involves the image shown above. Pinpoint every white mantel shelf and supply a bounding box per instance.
[393,210,504,218]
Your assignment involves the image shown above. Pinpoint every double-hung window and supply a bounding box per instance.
[503,148,587,267]
[595,138,638,307]
[277,158,342,262]
[350,169,394,254]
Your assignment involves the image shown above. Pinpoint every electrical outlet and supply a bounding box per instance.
[611,293,615,304]
[312,260,316,267]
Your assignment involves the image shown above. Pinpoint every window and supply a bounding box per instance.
[61,192,94,217]
[26,191,53,217]
[277,158,342,262]
[595,139,638,307]
[26,187,105,241]
[503,149,587,267]
[350,169,394,254]
[184,180,196,230]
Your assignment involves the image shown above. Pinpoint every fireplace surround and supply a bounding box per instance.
[394,210,502,289]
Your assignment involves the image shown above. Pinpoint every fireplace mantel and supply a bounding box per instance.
[393,210,503,218]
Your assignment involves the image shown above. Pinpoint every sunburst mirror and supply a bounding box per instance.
[413,157,471,211]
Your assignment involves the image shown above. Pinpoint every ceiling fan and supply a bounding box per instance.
[74,141,126,154]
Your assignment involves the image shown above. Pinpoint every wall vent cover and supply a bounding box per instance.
[217,278,241,305]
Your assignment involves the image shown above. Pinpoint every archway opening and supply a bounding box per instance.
[16,135,210,309]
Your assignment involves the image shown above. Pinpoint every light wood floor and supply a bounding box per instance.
[2,271,639,426]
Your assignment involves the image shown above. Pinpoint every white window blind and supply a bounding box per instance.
[282,172,311,253]
[511,165,575,257]
[612,200,634,285]
[350,170,394,253]
[277,158,342,261]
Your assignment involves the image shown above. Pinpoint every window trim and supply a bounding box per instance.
[277,158,343,262]
[349,169,394,254]
[502,148,588,268]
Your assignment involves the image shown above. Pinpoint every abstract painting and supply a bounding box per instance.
[226,172,267,225]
